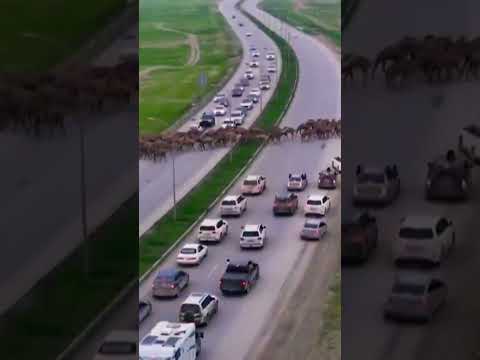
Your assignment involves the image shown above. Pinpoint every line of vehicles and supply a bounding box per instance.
[342,125,480,323]
[136,156,341,359]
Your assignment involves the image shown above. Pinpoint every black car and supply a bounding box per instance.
[232,87,243,97]
[199,111,215,128]
[139,300,152,324]
[220,260,260,295]
[425,149,473,201]
[342,212,378,262]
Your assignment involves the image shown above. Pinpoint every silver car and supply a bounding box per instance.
[152,268,189,298]
[383,273,447,322]
[353,165,400,205]
[300,219,327,240]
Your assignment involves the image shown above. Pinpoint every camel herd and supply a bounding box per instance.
[0,59,137,137]
[342,34,480,87]
[140,118,341,162]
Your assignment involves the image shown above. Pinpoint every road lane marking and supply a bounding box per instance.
[208,264,219,279]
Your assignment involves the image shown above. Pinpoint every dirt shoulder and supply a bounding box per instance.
[252,214,341,360]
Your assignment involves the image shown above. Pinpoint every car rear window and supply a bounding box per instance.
[304,222,319,229]
[357,172,385,184]
[226,264,249,273]
[222,200,237,206]
[98,342,136,355]
[180,248,196,254]
[307,200,322,205]
[275,196,289,202]
[200,225,215,231]
[392,282,425,295]
[290,176,302,181]
[244,180,257,186]
[180,304,201,313]
[399,227,434,239]
[243,231,260,237]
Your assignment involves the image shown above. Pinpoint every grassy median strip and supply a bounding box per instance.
[317,272,341,359]
[139,4,299,275]
[0,195,138,360]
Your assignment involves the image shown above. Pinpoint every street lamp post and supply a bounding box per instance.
[172,152,177,220]
[79,120,89,277]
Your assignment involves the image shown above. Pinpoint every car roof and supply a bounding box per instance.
[223,195,240,201]
[308,194,325,200]
[304,218,325,226]
[201,218,222,226]
[183,292,211,305]
[226,258,254,267]
[401,215,440,228]
[246,175,261,180]
[276,192,292,199]
[156,268,179,278]
[182,243,200,250]
[243,224,261,231]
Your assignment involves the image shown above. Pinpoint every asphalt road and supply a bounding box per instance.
[138,0,341,359]
[342,1,480,359]
[139,0,283,236]
[0,24,138,315]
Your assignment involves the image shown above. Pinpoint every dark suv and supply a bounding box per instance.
[220,260,260,295]
[273,192,299,215]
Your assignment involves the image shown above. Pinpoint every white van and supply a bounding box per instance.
[139,321,203,360]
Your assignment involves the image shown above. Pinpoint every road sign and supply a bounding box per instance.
[198,72,208,88]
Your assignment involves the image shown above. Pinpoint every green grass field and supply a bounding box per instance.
[140,0,242,135]
[318,272,341,358]
[139,10,299,274]
[260,0,340,46]
[1,0,127,71]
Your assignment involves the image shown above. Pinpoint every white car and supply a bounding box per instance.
[94,331,138,360]
[266,53,276,60]
[332,156,341,173]
[231,110,246,125]
[213,106,227,116]
[213,94,226,103]
[241,175,267,195]
[240,99,254,111]
[249,88,261,97]
[220,195,247,216]
[176,243,208,265]
[259,81,271,90]
[251,50,260,57]
[248,60,260,68]
[246,32,253,37]
[179,292,219,326]
[244,71,255,80]
[221,118,237,129]
[393,216,455,265]
[197,218,229,243]
[267,65,276,73]
[240,224,267,248]
[304,194,331,216]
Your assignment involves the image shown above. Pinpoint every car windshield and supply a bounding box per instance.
[399,227,434,239]
[304,222,319,229]
[392,282,425,295]
[307,200,322,205]
[180,248,197,254]
[357,172,385,184]
[244,180,257,186]
[200,225,215,231]
[222,200,237,206]
[180,304,201,313]
[98,341,136,355]
[243,231,260,237]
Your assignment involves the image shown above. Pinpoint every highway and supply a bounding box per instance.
[138,0,341,359]
[139,0,283,236]
[0,24,138,315]
[342,1,480,359]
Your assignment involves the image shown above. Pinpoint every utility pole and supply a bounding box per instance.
[172,152,177,220]
[79,120,89,277]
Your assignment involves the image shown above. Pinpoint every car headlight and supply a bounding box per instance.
[461,179,467,189]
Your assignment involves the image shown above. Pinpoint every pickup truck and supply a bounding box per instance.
[459,124,480,164]
[342,212,378,262]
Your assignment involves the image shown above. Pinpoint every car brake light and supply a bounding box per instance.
[170,284,176,289]
[241,281,248,287]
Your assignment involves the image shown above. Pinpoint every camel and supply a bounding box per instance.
[342,54,371,86]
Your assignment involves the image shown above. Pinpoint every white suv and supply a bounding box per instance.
[240,224,267,248]
[304,194,331,216]
[231,110,246,125]
[393,216,455,265]
[241,175,267,195]
[197,218,229,243]
[220,195,247,216]
[178,292,219,326]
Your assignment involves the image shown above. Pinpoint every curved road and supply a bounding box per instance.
[343,1,480,359]
[139,0,340,359]
[139,0,282,235]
